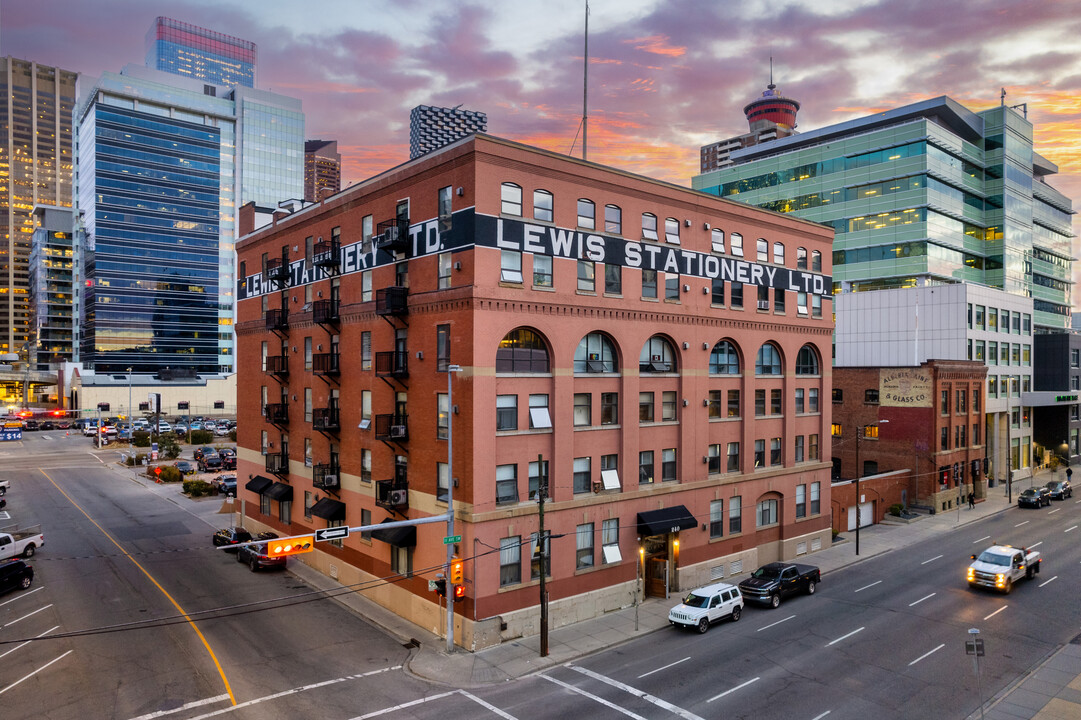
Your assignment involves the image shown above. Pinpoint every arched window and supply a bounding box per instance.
[755,343,782,375]
[501,183,522,216]
[533,189,553,222]
[605,204,622,234]
[795,345,820,375]
[665,218,680,245]
[711,229,725,253]
[496,328,549,373]
[773,242,785,265]
[577,199,595,230]
[756,238,769,262]
[797,247,808,269]
[811,250,822,271]
[640,335,676,373]
[709,341,740,374]
[575,332,618,373]
[642,213,658,241]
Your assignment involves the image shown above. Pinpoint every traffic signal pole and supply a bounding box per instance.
[445,364,461,653]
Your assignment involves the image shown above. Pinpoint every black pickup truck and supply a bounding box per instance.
[738,562,820,608]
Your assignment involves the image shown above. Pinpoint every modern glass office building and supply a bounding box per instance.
[692,96,1074,332]
[145,17,256,89]
[29,206,76,370]
[76,65,303,374]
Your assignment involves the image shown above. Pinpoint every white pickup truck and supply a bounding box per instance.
[0,526,44,560]
[0,478,8,495]
[967,544,1040,593]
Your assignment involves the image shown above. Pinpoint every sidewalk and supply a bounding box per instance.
[112,456,1080,715]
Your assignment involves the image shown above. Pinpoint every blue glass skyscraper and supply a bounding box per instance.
[145,17,256,89]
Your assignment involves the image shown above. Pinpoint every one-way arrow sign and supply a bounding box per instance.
[315,526,350,542]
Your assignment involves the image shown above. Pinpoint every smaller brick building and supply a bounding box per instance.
[831,360,987,529]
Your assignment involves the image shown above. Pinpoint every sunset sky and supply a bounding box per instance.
[4,0,1081,206]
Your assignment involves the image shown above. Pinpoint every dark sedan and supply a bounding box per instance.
[1018,487,1051,508]
[1045,479,1072,500]
[174,460,196,475]
[0,559,34,595]
[212,527,253,552]
[236,542,286,572]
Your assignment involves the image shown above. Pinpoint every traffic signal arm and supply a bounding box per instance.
[266,535,315,558]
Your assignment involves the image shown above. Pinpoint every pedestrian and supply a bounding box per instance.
[968,492,975,510]
[1067,466,1073,482]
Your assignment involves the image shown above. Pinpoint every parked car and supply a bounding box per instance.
[174,460,195,476]
[215,425,231,437]
[212,527,253,552]
[82,422,99,436]
[57,420,71,429]
[190,422,203,432]
[199,452,222,472]
[215,474,237,497]
[0,559,34,595]
[204,420,217,430]
[1045,479,1072,500]
[738,562,821,608]
[235,541,286,572]
[157,421,172,433]
[173,423,189,435]
[668,582,743,633]
[40,421,56,431]
[218,448,237,470]
[23,420,39,431]
[194,446,216,462]
[1018,487,1051,508]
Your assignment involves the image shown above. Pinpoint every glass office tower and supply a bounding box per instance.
[693,97,1073,331]
[145,17,256,89]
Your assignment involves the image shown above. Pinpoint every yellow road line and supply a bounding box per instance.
[40,469,236,706]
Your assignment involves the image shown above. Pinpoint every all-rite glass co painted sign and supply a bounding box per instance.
[238,209,832,301]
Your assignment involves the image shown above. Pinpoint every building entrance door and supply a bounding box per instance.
[642,534,670,598]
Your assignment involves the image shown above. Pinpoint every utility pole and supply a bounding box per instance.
[581,0,589,161]
[445,364,461,653]
[537,452,548,657]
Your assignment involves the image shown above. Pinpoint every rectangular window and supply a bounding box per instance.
[797,292,808,315]
[303,437,312,467]
[574,393,591,426]
[438,252,452,289]
[533,254,553,287]
[642,269,658,298]
[604,264,622,294]
[304,491,314,520]
[755,389,766,417]
[665,273,680,300]
[578,260,595,292]
[941,390,949,416]
[361,331,371,370]
[730,281,743,309]
[812,295,822,318]
[362,214,374,247]
[708,390,722,418]
[496,394,517,431]
[796,484,807,518]
[531,531,551,580]
[304,388,312,423]
[501,183,522,215]
[941,426,949,451]
[438,186,453,232]
[260,493,270,515]
[795,388,805,414]
[662,448,677,482]
[707,443,722,473]
[304,337,313,370]
[361,448,372,484]
[529,459,548,500]
[576,523,594,569]
[639,451,654,485]
[361,390,371,420]
[602,519,620,564]
[496,464,518,504]
[605,205,622,234]
[728,389,740,418]
[639,392,654,422]
[529,394,552,429]
[771,389,782,415]
[573,457,591,494]
[501,250,523,283]
[710,500,724,538]
[279,499,292,525]
[711,277,724,305]
[865,389,879,404]
[436,324,450,371]
[774,287,785,312]
[391,546,413,578]
[757,499,778,527]
[361,509,372,540]
[727,442,740,472]
[729,496,742,533]
[601,392,619,425]
[810,482,820,514]
[661,391,677,421]
[757,284,770,311]
[500,537,521,586]
[361,270,372,302]
[770,437,782,465]
[795,435,805,463]
[600,454,619,490]
[809,434,819,460]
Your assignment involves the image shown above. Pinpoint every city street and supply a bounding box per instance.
[3,432,1081,719]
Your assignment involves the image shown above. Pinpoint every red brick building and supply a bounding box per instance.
[235,134,835,649]
[831,361,988,530]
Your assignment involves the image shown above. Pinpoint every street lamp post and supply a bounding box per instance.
[127,368,133,428]
[444,363,462,654]
[855,419,888,556]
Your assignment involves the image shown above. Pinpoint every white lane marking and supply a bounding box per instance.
[983,606,1008,620]
[972,536,991,544]
[1015,520,1030,527]
[0,650,72,696]
[756,614,796,632]
[854,581,881,593]
[127,695,231,720]
[1049,508,1061,514]
[638,656,690,678]
[3,603,53,627]
[88,452,106,464]
[1030,541,1043,549]
[0,625,59,660]
[541,675,648,720]
[351,691,458,720]
[921,555,943,565]
[1039,576,1058,588]
[908,643,945,666]
[909,593,936,607]
[569,664,705,720]
[707,677,760,703]
[0,586,43,607]
[1066,526,1078,533]
[826,627,865,647]
[811,713,832,720]
[165,666,401,720]
[459,691,519,720]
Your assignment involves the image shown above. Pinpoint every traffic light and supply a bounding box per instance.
[434,578,446,596]
[266,535,315,558]
[453,584,465,599]
[450,557,463,584]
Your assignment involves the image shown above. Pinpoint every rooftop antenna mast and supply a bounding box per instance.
[582,0,589,161]
[769,56,774,89]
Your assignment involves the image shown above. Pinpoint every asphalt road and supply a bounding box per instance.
[3,431,1079,720]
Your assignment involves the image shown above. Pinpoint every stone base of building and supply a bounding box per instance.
[923,480,988,514]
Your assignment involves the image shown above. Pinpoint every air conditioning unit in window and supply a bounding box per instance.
[321,474,339,489]
[757,300,770,310]
[388,488,408,505]
[383,226,399,245]
[390,424,407,438]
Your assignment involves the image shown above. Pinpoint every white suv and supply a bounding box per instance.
[668,582,744,633]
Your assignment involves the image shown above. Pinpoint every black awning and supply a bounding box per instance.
[265,482,294,502]
[370,519,417,547]
[311,497,346,521]
[245,475,273,494]
[637,506,696,536]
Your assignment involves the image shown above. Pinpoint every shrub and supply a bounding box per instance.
[889,503,904,517]
[158,434,181,459]
[159,465,183,483]
[183,478,215,497]
[125,453,148,467]
[229,429,237,442]
[189,430,213,445]
[132,431,151,447]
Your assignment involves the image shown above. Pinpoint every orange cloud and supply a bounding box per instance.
[624,35,685,58]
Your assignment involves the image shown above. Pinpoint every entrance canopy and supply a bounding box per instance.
[637,506,696,536]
